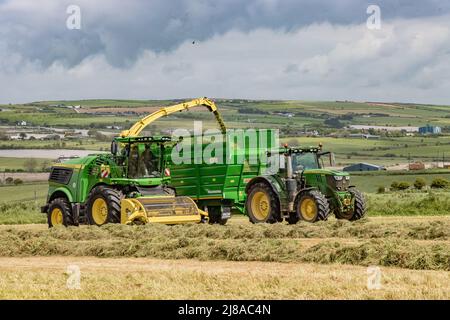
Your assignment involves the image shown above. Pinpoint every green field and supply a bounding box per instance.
[0,157,51,171]
[0,182,47,202]
[2,98,450,167]
[3,99,450,128]
[0,139,109,151]
[352,171,450,193]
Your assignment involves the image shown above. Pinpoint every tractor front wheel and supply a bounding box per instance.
[47,198,74,228]
[86,186,122,226]
[336,188,367,221]
[295,190,330,223]
[246,182,280,224]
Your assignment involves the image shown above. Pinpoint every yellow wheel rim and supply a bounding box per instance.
[92,198,108,225]
[50,208,63,226]
[251,191,271,221]
[300,198,318,220]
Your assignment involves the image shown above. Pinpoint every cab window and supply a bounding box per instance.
[292,153,319,170]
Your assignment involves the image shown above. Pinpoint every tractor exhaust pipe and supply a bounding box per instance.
[285,153,296,212]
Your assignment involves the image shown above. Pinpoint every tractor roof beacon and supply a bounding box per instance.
[42,98,225,227]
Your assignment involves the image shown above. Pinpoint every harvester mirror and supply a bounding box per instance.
[111,140,118,155]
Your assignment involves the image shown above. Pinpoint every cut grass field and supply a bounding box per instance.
[0,256,448,299]
[0,216,448,299]
[1,217,448,271]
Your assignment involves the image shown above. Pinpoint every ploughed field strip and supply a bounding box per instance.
[1,217,449,271]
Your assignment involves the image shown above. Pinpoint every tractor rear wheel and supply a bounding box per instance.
[246,182,280,224]
[334,188,367,221]
[295,189,330,223]
[86,186,122,226]
[47,198,74,228]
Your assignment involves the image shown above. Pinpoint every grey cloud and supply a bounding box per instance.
[2,16,450,104]
[1,0,450,68]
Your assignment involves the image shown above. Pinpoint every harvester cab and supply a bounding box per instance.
[42,98,225,227]
[245,144,367,224]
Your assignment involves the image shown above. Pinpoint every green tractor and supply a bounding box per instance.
[244,145,367,224]
[41,136,207,227]
[41,97,227,228]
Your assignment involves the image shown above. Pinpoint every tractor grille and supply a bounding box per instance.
[326,176,350,191]
[49,167,73,184]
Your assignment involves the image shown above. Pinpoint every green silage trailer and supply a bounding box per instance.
[167,130,367,225]
[167,130,277,224]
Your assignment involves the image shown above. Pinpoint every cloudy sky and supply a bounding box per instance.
[1,0,450,104]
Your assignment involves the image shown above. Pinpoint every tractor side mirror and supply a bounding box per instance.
[111,140,118,155]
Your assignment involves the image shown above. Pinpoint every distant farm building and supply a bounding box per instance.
[409,162,425,170]
[419,125,441,135]
[343,163,385,172]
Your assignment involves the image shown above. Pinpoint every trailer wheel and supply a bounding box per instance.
[246,182,280,224]
[47,198,74,228]
[207,206,228,225]
[295,189,330,223]
[286,212,300,225]
[335,188,367,221]
[86,186,122,226]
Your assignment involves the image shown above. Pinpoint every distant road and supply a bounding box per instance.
[0,149,105,159]
[349,125,419,132]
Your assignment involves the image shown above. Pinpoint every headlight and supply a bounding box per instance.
[345,176,350,180]
[334,176,343,181]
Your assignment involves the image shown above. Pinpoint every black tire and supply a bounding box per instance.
[47,198,74,228]
[286,212,300,225]
[86,185,122,226]
[295,189,330,223]
[245,182,280,224]
[207,206,228,225]
[334,188,367,221]
[349,188,367,221]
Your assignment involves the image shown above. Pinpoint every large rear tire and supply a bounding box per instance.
[47,198,74,228]
[246,182,280,224]
[86,186,122,226]
[295,189,330,223]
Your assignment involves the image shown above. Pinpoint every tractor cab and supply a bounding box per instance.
[287,146,336,172]
[111,136,172,182]
[281,145,351,194]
